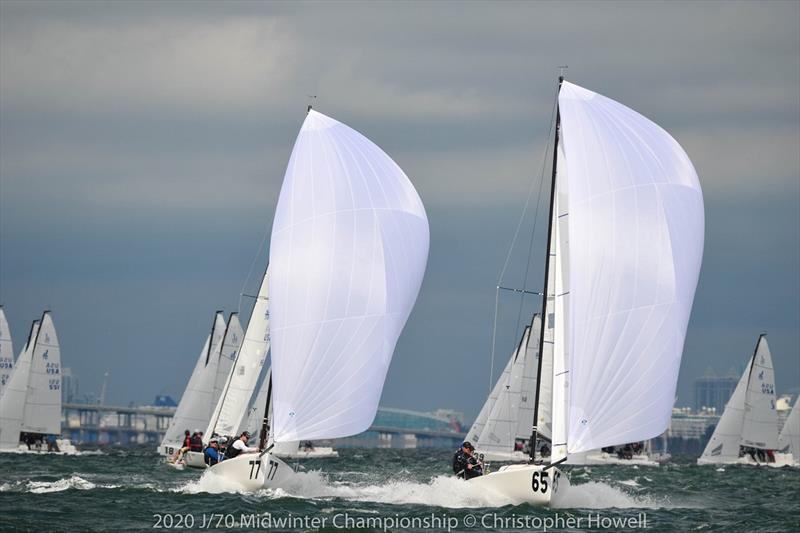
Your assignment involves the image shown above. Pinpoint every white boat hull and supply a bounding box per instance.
[468,463,569,506]
[1,439,77,455]
[275,446,339,459]
[204,452,294,492]
[567,451,661,467]
[698,453,795,468]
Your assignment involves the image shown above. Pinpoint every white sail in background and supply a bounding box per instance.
[557,81,704,454]
[270,110,429,442]
[522,315,548,443]
[211,314,243,412]
[0,320,39,449]
[698,359,750,463]
[468,348,515,444]
[159,312,226,453]
[239,366,271,438]
[778,398,799,457]
[741,335,778,450]
[21,312,61,435]
[206,269,271,438]
[0,307,13,398]
[477,327,531,454]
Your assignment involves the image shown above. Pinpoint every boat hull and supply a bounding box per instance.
[468,463,569,506]
[1,439,78,455]
[204,452,294,491]
[275,446,339,459]
[567,451,661,466]
[698,453,795,467]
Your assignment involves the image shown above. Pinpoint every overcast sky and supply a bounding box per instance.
[1,1,798,420]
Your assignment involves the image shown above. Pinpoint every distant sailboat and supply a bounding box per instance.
[159,311,228,457]
[698,335,790,467]
[776,397,799,466]
[469,78,704,505]
[204,108,429,490]
[0,312,76,454]
[0,307,14,398]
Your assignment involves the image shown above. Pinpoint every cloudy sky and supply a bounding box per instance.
[1,1,798,420]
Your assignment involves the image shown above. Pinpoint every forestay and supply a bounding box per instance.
[0,308,13,398]
[269,110,429,442]
[22,312,61,435]
[0,320,39,449]
[558,81,704,453]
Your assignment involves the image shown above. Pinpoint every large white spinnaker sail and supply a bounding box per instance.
[159,312,226,454]
[698,359,751,463]
[269,110,429,442]
[740,335,778,450]
[0,307,13,397]
[778,398,799,458]
[0,320,39,449]
[21,312,61,435]
[556,81,704,454]
[205,269,271,438]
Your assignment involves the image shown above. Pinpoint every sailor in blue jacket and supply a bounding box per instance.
[204,438,222,466]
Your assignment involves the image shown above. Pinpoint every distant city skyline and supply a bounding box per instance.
[1,1,798,421]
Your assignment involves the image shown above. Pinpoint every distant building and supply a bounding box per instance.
[61,367,79,404]
[694,373,738,413]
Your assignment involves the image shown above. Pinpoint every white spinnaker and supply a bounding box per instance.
[477,327,531,454]
[517,315,544,442]
[159,312,226,453]
[741,335,778,450]
[699,359,750,463]
[0,320,39,448]
[269,110,429,442]
[778,398,799,456]
[211,314,243,412]
[468,348,515,444]
[22,312,61,435]
[0,307,13,398]
[207,269,271,438]
[558,81,704,453]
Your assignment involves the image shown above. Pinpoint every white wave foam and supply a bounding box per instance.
[554,482,667,509]
[27,475,99,494]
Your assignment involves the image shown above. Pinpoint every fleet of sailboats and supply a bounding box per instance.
[0,311,76,454]
[468,77,705,505]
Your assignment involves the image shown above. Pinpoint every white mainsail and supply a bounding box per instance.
[698,361,750,463]
[205,269,271,438]
[740,335,778,449]
[778,397,799,457]
[556,81,704,454]
[269,110,429,442]
[0,307,13,398]
[477,326,531,455]
[159,312,226,453]
[211,313,243,413]
[21,312,61,435]
[0,320,39,449]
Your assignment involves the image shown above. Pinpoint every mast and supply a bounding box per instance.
[258,372,272,450]
[528,76,564,462]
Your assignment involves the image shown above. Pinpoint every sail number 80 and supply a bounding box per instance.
[531,471,549,493]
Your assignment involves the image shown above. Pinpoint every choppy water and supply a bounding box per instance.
[0,447,798,532]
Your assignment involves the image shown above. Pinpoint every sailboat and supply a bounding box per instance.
[469,78,704,505]
[698,335,791,467]
[160,311,242,459]
[202,108,429,490]
[775,396,799,466]
[0,307,14,398]
[0,312,76,454]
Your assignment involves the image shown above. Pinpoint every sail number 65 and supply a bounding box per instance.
[531,471,549,493]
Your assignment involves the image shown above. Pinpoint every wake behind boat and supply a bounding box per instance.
[466,77,704,506]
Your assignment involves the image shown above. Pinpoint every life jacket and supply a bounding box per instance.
[183,435,192,448]
[225,441,241,459]
[189,434,203,452]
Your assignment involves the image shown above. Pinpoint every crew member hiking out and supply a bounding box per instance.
[225,431,259,460]
[453,441,483,480]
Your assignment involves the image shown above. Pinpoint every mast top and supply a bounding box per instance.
[558,65,568,79]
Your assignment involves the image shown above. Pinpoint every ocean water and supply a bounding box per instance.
[0,447,798,532]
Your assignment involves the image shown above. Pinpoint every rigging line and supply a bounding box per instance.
[237,224,271,316]
[487,84,560,393]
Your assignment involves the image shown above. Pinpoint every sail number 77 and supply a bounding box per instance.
[248,459,280,481]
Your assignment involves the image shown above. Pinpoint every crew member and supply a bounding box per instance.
[452,441,483,480]
[189,430,204,452]
[225,431,259,459]
[204,439,222,466]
